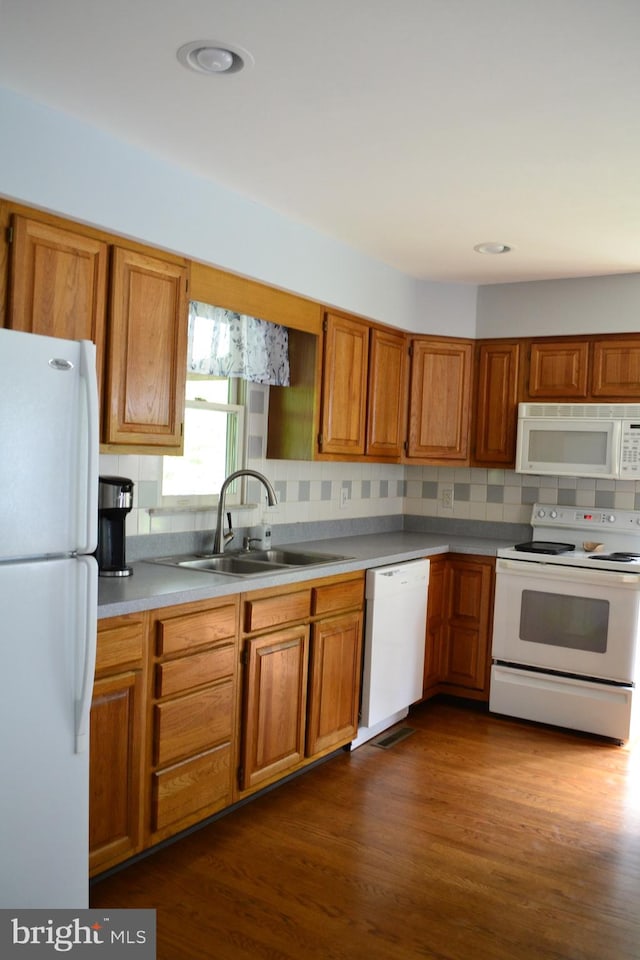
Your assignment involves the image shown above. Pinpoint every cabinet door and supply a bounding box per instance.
[591,338,640,398]
[306,611,363,757]
[240,626,309,791]
[319,313,369,455]
[423,555,447,698]
[366,327,407,459]
[8,215,108,392]
[441,557,494,697]
[473,341,520,466]
[407,338,472,461]
[89,670,144,875]
[104,247,188,448]
[527,340,589,398]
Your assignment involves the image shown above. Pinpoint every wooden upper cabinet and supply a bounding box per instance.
[591,338,640,397]
[526,339,590,399]
[366,327,408,459]
[473,340,520,466]
[407,337,473,462]
[319,312,369,456]
[104,247,188,449]
[8,215,108,390]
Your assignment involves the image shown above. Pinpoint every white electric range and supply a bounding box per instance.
[490,503,640,742]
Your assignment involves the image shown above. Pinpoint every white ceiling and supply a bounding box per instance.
[1,0,640,285]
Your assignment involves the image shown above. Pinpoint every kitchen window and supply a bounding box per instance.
[161,375,245,508]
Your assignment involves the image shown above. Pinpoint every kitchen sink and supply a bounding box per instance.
[147,549,352,578]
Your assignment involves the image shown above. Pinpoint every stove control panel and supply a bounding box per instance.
[532,504,640,534]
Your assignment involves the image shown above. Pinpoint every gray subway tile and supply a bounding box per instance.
[486,485,504,504]
[454,483,470,502]
[422,480,438,499]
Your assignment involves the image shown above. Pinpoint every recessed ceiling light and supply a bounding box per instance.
[473,242,512,255]
[177,40,254,75]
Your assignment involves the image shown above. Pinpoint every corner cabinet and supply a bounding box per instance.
[407,337,473,463]
[423,555,495,702]
[104,247,188,450]
[472,340,521,466]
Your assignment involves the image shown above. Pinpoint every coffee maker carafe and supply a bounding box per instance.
[97,476,134,577]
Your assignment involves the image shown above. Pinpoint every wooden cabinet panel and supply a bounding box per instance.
[366,327,407,459]
[306,612,363,756]
[89,670,144,875]
[441,557,494,695]
[591,338,640,397]
[8,215,108,391]
[154,681,234,767]
[95,613,145,675]
[423,556,446,697]
[527,340,589,398]
[104,246,188,448]
[243,588,311,633]
[151,744,232,833]
[155,644,235,698]
[311,576,364,616]
[156,603,237,656]
[407,338,472,461]
[240,626,309,790]
[473,340,520,466]
[319,313,369,455]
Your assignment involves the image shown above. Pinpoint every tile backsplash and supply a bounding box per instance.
[98,453,640,541]
[100,383,640,539]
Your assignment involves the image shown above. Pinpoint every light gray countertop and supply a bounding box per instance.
[98,531,514,619]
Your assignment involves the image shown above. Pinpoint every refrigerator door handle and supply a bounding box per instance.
[76,340,99,555]
[75,555,98,754]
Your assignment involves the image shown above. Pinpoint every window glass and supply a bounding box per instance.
[520,590,608,653]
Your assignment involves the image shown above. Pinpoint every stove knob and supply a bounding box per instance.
[606,514,616,522]
[550,510,558,519]
[536,509,546,518]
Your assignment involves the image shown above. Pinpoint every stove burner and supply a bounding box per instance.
[590,552,640,562]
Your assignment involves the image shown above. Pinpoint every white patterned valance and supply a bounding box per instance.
[187,301,290,386]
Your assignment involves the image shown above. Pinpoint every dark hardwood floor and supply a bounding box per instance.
[91,699,640,960]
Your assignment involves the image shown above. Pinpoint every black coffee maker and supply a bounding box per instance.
[97,476,134,577]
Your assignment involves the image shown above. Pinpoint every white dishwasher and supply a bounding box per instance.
[351,559,429,749]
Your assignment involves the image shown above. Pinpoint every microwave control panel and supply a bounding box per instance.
[620,422,640,475]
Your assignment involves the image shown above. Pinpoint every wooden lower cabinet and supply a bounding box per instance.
[240,625,310,791]
[148,597,240,844]
[423,555,495,702]
[89,613,147,877]
[90,572,364,869]
[238,572,365,797]
[306,611,363,756]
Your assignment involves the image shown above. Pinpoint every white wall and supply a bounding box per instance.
[0,86,475,336]
[477,274,640,338]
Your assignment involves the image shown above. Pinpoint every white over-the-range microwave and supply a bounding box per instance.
[515,403,640,479]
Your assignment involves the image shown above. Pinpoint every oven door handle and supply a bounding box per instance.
[496,557,640,586]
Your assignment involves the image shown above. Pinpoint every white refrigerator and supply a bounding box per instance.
[0,327,99,908]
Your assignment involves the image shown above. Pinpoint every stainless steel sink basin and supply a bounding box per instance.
[240,549,349,566]
[147,548,351,578]
[177,556,290,575]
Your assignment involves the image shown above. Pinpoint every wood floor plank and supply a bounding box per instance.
[91,700,640,959]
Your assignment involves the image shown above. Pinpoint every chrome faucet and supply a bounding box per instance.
[212,469,277,554]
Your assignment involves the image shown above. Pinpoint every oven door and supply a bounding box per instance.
[492,558,640,683]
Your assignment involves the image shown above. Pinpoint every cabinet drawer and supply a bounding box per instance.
[243,589,311,633]
[96,614,145,674]
[156,644,235,698]
[156,604,237,656]
[151,744,231,833]
[311,577,364,616]
[154,681,233,766]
